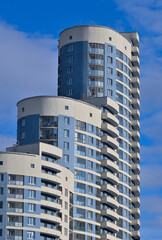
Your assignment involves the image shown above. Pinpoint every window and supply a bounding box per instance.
[21,118,25,126]
[67,55,74,63]
[0,215,2,222]
[22,107,24,112]
[88,186,93,194]
[65,201,68,210]
[21,131,25,139]
[88,124,93,132]
[64,142,69,150]
[88,198,93,206]
[107,78,113,86]
[0,174,3,181]
[28,203,36,212]
[88,173,93,182]
[88,136,93,145]
[30,164,35,168]
[65,106,69,110]
[27,231,35,239]
[108,89,113,97]
[88,161,93,169]
[64,129,69,137]
[69,35,72,40]
[64,214,68,222]
[0,188,3,195]
[88,148,93,157]
[64,228,68,236]
[90,113,92,117]
[67,78,73,85]
[67,66,74,74]
[65,189,68,197]
[108,45,113,53]
[64,154,69,163]
[0,202,3,208]
[28,217,35,226]
[29,177,36,185]
[87,211,93,219]
[0,229,2,236]
[67,44,74,52]
[108,56,113,64]
[67,88,73,96]
[28,190,36,199]
[64,117,70,125]
[108,67,113,75]
[75,120,86,131]
[88,223,93,231]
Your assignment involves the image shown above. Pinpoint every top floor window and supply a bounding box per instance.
[67,44,74,52]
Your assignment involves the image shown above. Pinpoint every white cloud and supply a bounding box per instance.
[0,21,58,150]
[0,135,16,151]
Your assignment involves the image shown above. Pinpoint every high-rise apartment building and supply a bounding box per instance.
[1,25,140,240]
[58,25,140,240]
[0,142,74,239]
[16,96,120,240]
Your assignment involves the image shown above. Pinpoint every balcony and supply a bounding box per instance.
[101,184,119,197]
[101,233,119,240]
[41,213,61,224]
[131,77,140,88]
[131,87,140,99]
[131,131,140,141]
[101,196,119,209]
[101,159,119,173]
[101,208,119,221]
[41,199,61,211]
[131,98,140,110]
[41,186,61,198]
[131,142,140,152]
[101,221,119,233]
[131,152,140,163]
[101,171,119,185]
[131,109,140,120]
[131,120,140,131]
[131,186,140,197]
[131,197,140,208]
[101,123,118,138]
[101,135,119,149]
[40,227,61,238]
[131,219,140,230]
[131,230,140,239]
[131,208,140,219]
[131,46,139,56]
[131,55,140,67]
[101,112,119,127]
[41,173,60,185]
[131,66,140,77]
[131,164,140,174]
[131,174,140,186]
[101,147,118,162]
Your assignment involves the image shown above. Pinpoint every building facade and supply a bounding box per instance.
[58,25,140,240]
[17,96,121,240]
[0,142,74,240]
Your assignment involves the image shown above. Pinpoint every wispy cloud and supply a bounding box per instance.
[0,135,16,151]
[0,21,58,150]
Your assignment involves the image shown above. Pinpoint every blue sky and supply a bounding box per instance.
[0,0,162,239]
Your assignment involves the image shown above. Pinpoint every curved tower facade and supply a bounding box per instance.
[17,96,120,240]
[58,26,140,240]
[0,142,74,240]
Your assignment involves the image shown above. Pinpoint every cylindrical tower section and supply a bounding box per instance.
[17,96,102,239]
[58,25,140,240]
